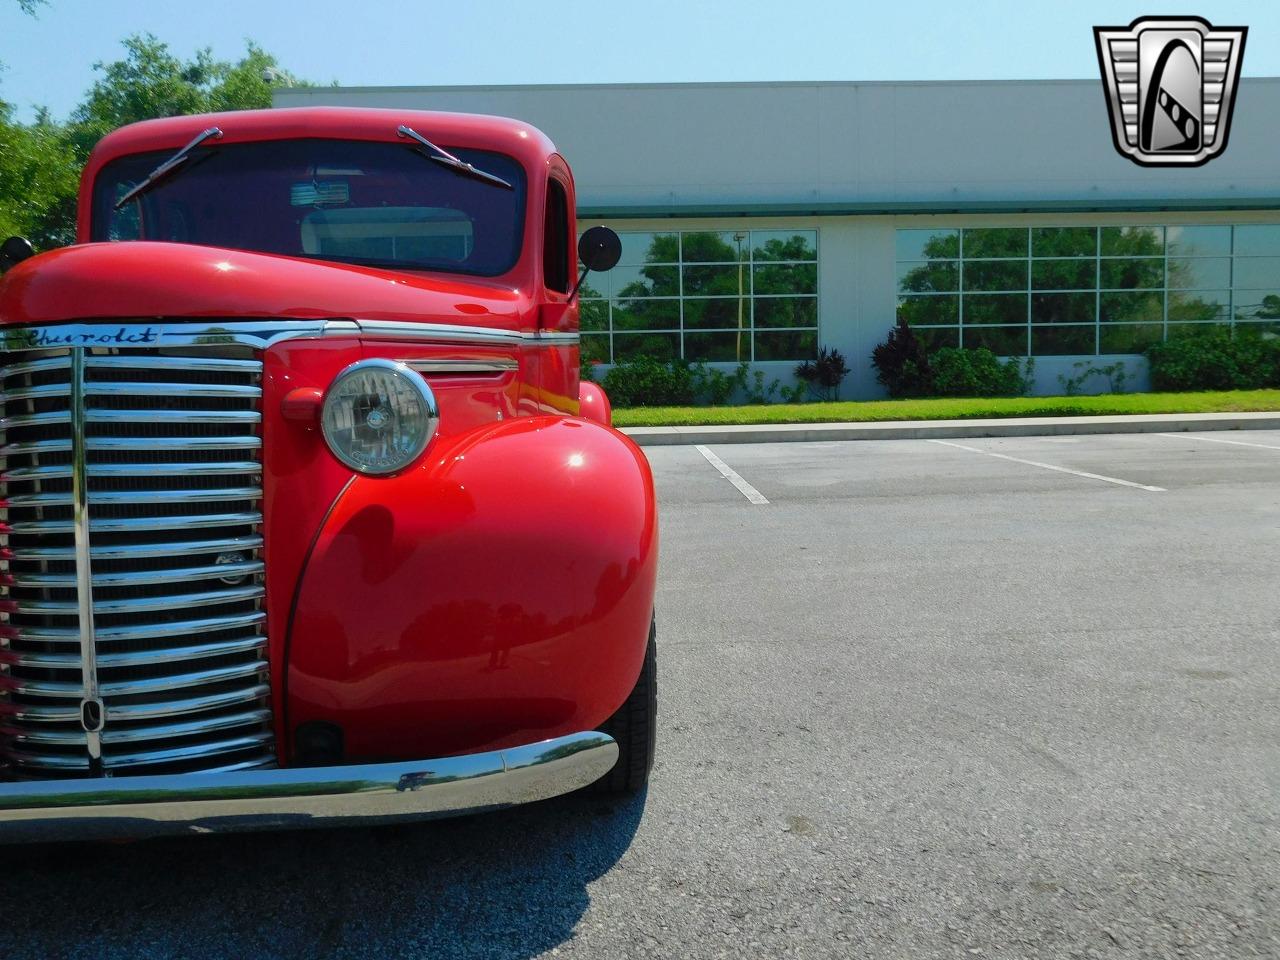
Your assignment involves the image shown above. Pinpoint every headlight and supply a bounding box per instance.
[321,359,439,475]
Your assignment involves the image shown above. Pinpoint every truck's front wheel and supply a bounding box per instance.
[589,615,657,794]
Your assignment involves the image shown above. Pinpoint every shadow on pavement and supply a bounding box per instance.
[0,789,647,960]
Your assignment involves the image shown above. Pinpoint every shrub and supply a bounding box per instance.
[1145,327,1280,391]
[579,350,598,384]
[1058,360,1130,395]
[794,347,850,401]
[601,355,697,407]
[871,318,932,397]
[691,362,749,405]
[929,347,1032,397]
[600,356,806,407]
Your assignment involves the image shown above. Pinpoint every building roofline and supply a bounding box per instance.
[277,77,1280,97]
[579,197,1280,219]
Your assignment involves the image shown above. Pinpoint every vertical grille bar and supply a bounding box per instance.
[69,348,105,767]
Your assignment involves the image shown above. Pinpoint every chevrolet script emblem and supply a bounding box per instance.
[1094,16,1247,167]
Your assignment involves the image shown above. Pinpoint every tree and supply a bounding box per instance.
[0,100,78,242]
[0,34,310,250]
[67,34,304,160]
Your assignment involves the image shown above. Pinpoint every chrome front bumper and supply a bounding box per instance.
[0,731,618,844]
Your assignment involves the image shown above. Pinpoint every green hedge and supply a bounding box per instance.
[928,347,1032,397]
[1146,328,1280,391]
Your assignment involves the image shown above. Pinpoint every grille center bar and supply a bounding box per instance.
[68,348,105,771]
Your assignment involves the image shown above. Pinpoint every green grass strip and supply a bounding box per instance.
[612,390,1280,427]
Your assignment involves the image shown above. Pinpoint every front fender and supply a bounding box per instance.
[578,380,612,426]
[285,416,657,763]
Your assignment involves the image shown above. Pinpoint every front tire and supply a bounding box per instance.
[589,616,657,794]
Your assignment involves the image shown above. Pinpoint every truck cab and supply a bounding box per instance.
[0,108,656,841]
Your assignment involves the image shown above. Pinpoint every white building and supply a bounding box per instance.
[275,80,1280,398]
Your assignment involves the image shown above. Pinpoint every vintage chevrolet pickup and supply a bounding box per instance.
[0,107,658,841]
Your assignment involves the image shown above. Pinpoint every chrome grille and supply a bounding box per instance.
[0,344,274,778]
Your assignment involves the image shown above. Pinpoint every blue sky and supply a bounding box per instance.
[2,1,1276,122]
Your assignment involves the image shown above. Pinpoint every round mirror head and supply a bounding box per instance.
[0,236,35,273]
[578,226,622,273]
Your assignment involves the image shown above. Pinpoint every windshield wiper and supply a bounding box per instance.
[396,125,514,191]
[114,126,223,210]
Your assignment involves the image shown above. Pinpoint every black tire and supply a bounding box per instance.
[589,615,657,794]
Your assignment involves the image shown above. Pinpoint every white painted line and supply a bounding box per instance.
[695,445,770,505]
[927,439,1166,492]
[1157,432,1280,452]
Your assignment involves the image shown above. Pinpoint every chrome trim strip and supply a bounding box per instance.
[3,382,262,402]
[5,750,90,772]
[0,726,87,747]
[6,487,264,508]
[0,356,72,379]
[5,635,267,670]
[13,534,263,562]
[86,409,262,424]
[100,661,268,698]
[405,359,520,373]
[1,409,260,429]
[6,461,261,482]
[95,511,262,535]
[0,703,81,723]
[0,675,83,697]
[1,318,576,353]
[4,437,261,455]
[105,684,270,722]
[104,731,274,771]
[357,320,521,345]
[1,319,356,352]
[68,348,104,763]
[99,709,272,745]
[17,610,266,644]
[16,584,265,615]
[355,319,579,346]
[11,560,265,589]
[85,355,263,372]
[0,732,619,843]
[1,716,267,747]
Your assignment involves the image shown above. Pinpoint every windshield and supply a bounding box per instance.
[91,138,528,277]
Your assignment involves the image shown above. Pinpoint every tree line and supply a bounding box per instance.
[1,21,308,249]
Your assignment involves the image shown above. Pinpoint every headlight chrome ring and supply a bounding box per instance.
[320,359,439,475]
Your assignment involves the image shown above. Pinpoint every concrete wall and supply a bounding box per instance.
[275,79,1280,215]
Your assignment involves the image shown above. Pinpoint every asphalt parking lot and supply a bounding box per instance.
[3,429,1278,959]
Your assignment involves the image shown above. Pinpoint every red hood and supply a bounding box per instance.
[0,242,528,329]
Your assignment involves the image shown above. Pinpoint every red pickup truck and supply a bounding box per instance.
[0,107,658,841]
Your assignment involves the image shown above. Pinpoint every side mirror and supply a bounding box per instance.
[577,226,621,273]
[569,226,621,302]
[0,237,35,274]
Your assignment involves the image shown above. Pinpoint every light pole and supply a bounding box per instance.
[733,232,747,361]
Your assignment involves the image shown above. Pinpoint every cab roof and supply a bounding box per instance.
[83,106,559,186]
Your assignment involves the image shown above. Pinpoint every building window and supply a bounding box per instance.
[579,229,818,363]
[896,224,1275,356]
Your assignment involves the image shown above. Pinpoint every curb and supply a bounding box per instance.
[619,412,1280,446]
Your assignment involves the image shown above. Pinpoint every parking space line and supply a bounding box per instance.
[926,439,1166,492]
[695,445,770,505]
[1157,432,1280,452]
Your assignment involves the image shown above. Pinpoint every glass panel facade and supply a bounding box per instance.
[581,229,818,363]
[895,224,1280,356]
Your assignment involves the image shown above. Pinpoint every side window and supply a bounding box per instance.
[544,178,571,293]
